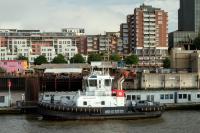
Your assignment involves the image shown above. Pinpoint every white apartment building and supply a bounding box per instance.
[41,46,56,62]
[17,46,32,57]
[8,39,28,55]
[29,55,39,63]
[0,29,79,64]
[0,47,7,60]
[0,47,17,60]
[55,39,78,60]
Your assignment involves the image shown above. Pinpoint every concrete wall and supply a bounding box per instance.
[141,73,198,89]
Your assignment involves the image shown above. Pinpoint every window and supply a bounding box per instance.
[170,94,174,99]
[179,94,182,99]
[89,80,97,87]
[0,96,5,103]
[83,101,87,105]
[160,94,164,100]
[132,95,136,100]
[136,95,141,100]
[105,79,111,86]
[197,94,200,98]
[45,95,49,97]
[101,101,105,105]
[183,94,187,99]
[126,95,131,100]
[66,96,70,100]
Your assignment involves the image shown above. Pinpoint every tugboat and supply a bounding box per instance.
[38,70,165,120]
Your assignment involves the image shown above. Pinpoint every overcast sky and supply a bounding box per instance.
[0,0,179,34]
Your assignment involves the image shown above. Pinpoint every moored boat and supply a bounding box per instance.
[38,70,165,120]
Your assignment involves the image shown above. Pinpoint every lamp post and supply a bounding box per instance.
[8,79,11,107]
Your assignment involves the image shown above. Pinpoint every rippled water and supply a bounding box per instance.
[0,111,200,133]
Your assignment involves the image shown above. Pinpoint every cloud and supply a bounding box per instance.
[0,0,179,34]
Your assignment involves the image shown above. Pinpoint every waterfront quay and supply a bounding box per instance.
[0,61,200,114]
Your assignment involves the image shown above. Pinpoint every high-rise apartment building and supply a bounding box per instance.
[120,23,129,54]
[129,4,168,67]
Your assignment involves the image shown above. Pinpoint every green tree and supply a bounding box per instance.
[163,58,171,68]
[34,55,48,65]
[17,54,29,62]
[0,67,5,73]
[52,54,67,64]
[193,33,200,50]
[124,54,139,65]
[110,53,121,62]
[70,54,85,63]
[88,53,103,63]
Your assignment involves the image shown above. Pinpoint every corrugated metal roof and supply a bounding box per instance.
[91,61,113,68]
[33,63,90,69]
[44,68,82,74]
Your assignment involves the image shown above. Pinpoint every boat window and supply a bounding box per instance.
[101,101,105,105]
[45,95,50,97]
[0,96,5,103]
[83,101,87,105]
[112,93,116,96]
[89,80,97,87]
[136,95,141,100]
[160,94,164,100]
[105,79,111,86]
[90,75,97,78]
[126,95,131,100]
[132,95,136,100]
[197,94,200,98]
[66,96,70,100]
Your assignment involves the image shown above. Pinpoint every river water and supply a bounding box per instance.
[0,111,199,133]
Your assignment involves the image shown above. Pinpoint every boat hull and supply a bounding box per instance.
[38,103,164,120]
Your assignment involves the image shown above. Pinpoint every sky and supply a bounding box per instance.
[0,0,179,34]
